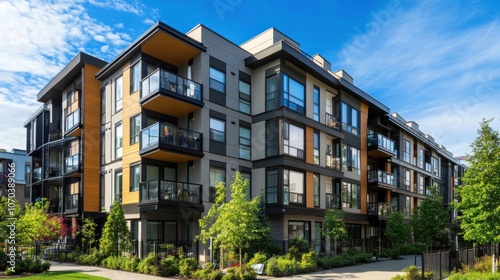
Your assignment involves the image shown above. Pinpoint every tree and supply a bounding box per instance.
[385,211,409,258]
[411,187,449,251]
[16,198,60,243]
[454,119,500,244]
[0,196,21,242]
[322,208,347,256]
[197,172,269,269]
[99,200,131,257]
[81,218,97,254]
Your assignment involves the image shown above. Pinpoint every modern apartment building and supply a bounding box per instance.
[26,21,462,258]
[0,148,31,207]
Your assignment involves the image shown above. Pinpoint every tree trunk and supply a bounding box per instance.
[220,247,224,270]
[239,247,242,276]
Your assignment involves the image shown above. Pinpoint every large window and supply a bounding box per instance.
[266,119,279,156]
[266,75,278,111]
[209,117,225,143]
[115,122,122,159]
[266,170,278,204]
[341,102,359,135]
[130,164,140,192]
[209,167,225,203]
[209,67,225,93]
[238,80,251,114]
[418,175,424,194]
[313,131,320,165]
[115,76,123,112]
[115,170,122,203]
[313,86,320,121]
[288,221,311,241]
[403,169,411,190]
[342,182,360,209]
[432,156,440,177]
[314,173,320,207]
[239,126,251,160]
[130,115,140,145]
[403,140,411,163]
[130,62,141,93]
[341,144,360,174]
[283,169,304,205]
[283,121,304,159]
[282,74,305,114]
[419,148,425,169]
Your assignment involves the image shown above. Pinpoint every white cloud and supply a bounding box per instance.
[115,23,124,28]
[87,0,144,16]
[143,18,155,25]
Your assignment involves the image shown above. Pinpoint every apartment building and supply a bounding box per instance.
[26,21,462,258]
[0,148,31,207]
[24,53,108,230]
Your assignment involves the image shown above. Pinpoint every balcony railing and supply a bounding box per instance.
[140,180,202,204]
[64,194,79,213]
[325,193,340,209]
[325,155,341,171]
[368,170,395,186]
[325,113,340,130]
[141,68,202,102]
[367,202,394,218]
[65,108,80,131]
[367,133,396,154]
[140,122,202,152]
[64,154,80,174]
[33,168,42,182]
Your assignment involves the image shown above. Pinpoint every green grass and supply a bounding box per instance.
[18,271,110,280]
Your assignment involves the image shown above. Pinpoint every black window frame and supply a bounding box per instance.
[209,117,226,143]
[130,114,141,145]
[313,86,320,121]
[130,164,140,192]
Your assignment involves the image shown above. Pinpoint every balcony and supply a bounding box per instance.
[65,108,81,137]
[367,202,394,219]
[368,170,396,190]
[140,68,203,116]
[367,133,396,158]
[64,194,79,214]
[140,180,203,211]
[64,154,80,176]
[140,122,203,162]
[325,155,341,171]
[325,193,340,209]
[325,113,340,130]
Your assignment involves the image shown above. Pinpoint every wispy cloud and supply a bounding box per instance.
[87,0,145,16]
[337,0,500,156]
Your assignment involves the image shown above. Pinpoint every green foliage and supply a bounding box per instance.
[75,249,104,266]
[288,238,310,256]
[5,258,51,275]
[448,272,500,280]
[0,250,7,271]
[265,256,301,277]
[157,255,180,277]
[16,198,61,243]
[81,218,97,254]
[0,196,21,242]
[222,264,257,280]
[101,255,140,272]
[385,211,410,258]
[322,209,347,255]
[399,243,426,255]
[179,257,198,278]
[454,119,500,244]
[455,255,493,274]
[317,249,372,269]
[137,252,158,275]
[391,265,433,280]
[248,252,267,265]
[192,264,224,280]
[300,251,318,272]
[99,200,132,257]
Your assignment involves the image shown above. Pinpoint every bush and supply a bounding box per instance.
[124,256,140,272]
[222,264,256,280]
[399,244,426,255]
[179,257,198,278]
[192,264,223,280]
[0,250,7,271]
[391,265,433,280]
[288,238,310,259]
[157,255,179,277]
[75,250,104,266]
[4,258,51,275]
[300,251,317,272]
[265,256,300,277]
[248,252,267,265]
[137,252,158,275]
[448,272,500,280]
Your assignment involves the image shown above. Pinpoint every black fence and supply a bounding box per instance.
[134,240,198,260]
[0,240,76,262]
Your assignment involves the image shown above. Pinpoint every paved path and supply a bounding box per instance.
[49,255,421,280]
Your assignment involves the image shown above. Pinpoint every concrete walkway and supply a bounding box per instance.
[49,255,421,280]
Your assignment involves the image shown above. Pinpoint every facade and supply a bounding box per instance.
[0,149,31,207]
[26,21,463,258]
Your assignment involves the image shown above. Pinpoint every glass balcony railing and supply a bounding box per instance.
[325,155,341,171]
[65,108,80,131]
[367,133,396,154]
[140,180,202,204]
[64,194,79,213]
[64,154,80,174]
[33,168,42,182]
[325,113,340,130]
[367,170,395,186]
[367,202,394,218]
[325,193,340,209]
[141,68,202,102]
[140,122,202,152]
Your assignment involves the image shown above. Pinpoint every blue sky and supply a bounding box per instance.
[0,0,499,157]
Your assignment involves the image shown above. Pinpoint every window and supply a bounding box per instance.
[432,157,440,177]
[25,163,31,185]
[403,169,411,190]
[403,196,411,218]
[342,182,360,209]
[115,170,122,203]
[341,144,360,174]
[266,119,279,157]
[314,173,320,207]
[418,175,424,194]
[209,117,225,143]
[115,76,123,112]
[341,102,360,135]
[24,185,30,198]
[403,140,411,163]
[209,167,225,202]
[101,87,106,124]
[130,164,140,192]
[313,131,320,164]
[209,67,225,93]
[313,86,320,121]
[283,121,304,158]
[266,75,278,111]
[419,149,425,169]
[239,80,251,114]
[282,74,305,114]
[283,169,304,205]
[115,122,122,159]
[239,126,251,160]
[325,179,340,209]
[266,170,278,204]
[288,221,311,241]
[130,115,140,144]
[130,62,141,93]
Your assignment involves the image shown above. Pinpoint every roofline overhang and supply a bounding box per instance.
[96,21,207,81]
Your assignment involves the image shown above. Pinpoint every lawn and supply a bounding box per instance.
[17,271,110,280]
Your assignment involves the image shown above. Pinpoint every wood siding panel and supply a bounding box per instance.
[360,103,369,214]
[305,127,314,164]
[306,171,314,208]
[82,64,102,213]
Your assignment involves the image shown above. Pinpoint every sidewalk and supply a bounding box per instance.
[49,255,420,280]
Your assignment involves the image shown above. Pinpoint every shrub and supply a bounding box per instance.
[156,255,179,277]
[300,251,317,272]
[137,252,158,275]
[265,256,300,277]
[192,264,223,280]
[448,272,500,280]
[179,257,198,278]
[0,250,7,271]
[288,238,310,256]
[391,265,433,280]
[5,258,51,275]
[399,243,426,255]
[75,250,104,266]
[248,252,267,265]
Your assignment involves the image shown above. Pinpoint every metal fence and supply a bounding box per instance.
[0,241,76,262]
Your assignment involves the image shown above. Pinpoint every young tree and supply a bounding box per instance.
[99,200,131,257]
[455,119,500,244]
[322,208,347,256]
[0,196,21,242]
[197,172,269,269]
[81,218,97,254]
[385,211,409,258]
[411,187,448,251]
[16,198,60,243]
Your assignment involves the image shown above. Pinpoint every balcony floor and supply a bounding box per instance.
[141,92,202,117]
